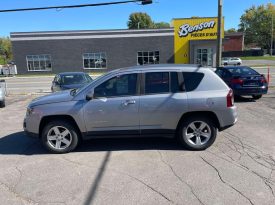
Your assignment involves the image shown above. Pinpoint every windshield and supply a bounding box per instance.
[61,74,92,85]
[227,67,259,76]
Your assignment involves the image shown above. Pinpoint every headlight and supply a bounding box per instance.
[26,107,34,116]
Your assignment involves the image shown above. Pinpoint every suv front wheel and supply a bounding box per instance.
[41,120,79,154]
[178,116,217,150]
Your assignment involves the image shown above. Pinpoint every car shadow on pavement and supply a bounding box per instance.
[0,131,184,155]
[77,137,183,152]
[0,131,47,155]
[234,95,257,103]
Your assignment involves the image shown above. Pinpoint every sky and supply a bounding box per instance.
[0,0,273,37]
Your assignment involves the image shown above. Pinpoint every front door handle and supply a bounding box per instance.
[122,100,136,106]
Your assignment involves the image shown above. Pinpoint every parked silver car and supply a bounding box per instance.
[24,64,237,153]
[0,81,6,108]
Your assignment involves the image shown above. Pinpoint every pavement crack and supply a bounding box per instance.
[200,156,254,205]
[206,150,275,198]
[0,179,36,204]
[61,156,89,168]
[223,132,275,170]
[157,151,205,205]
[123,172,174,204]
[246,152,273,170]
[61,157,174,204]
[265,181,275,197]
[13,166,23,190]
[214,142,240,161]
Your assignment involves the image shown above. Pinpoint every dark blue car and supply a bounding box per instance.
[215,66,268,100]
[51,72,93,92]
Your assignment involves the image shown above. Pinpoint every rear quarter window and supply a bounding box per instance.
[182,72,204,92]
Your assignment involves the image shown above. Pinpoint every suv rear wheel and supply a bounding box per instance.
[178,116,217,150]
[41,120,79,154]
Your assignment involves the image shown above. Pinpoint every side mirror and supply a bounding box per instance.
[86,90,94,101]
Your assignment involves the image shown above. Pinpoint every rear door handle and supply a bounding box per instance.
[122,100,136,106]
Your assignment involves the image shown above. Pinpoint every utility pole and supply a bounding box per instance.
[216,0,223,67]
[271,10,273,56]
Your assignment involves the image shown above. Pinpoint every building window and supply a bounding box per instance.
[83,52,107,69]
[137,51,159,65]
[26,54,52,71]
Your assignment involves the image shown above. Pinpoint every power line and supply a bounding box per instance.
[0,0,152,13]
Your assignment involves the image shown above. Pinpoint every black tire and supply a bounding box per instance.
[0,100,5,108]
[252,95,262,100]
[234,95,241,100]
[41,120,79,154]
[178,116,217,151]
[224,63,228,66]
[237,63,241,65]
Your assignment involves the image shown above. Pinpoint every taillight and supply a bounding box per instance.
[231,78,243,84]
[227,89,234,107]
[260,77,267,84]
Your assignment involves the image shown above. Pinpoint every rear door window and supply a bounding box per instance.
[182,72,204,92]
[145,72,169,94]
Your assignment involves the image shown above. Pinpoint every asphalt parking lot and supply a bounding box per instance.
[0,90,275,205]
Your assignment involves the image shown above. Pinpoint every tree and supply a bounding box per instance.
[127,12,155,29]
[127,12,170,29]
[239,3,275,50]
[154,22,170,29]
[0,37,13,64]
[226,28,237,33]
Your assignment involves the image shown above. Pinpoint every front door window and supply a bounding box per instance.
[94,74,137,98]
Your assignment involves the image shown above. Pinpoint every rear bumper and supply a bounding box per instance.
[216,106,238,131]
[233,86,268,96]
[219,117,237,131]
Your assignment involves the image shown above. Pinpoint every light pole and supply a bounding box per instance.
[271,10,273,56]
[138,22,141,29]
[216,0,223,67]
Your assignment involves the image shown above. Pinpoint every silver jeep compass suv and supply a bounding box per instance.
[24,65,237,153]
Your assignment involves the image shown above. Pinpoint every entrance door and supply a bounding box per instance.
[196,48,213,67]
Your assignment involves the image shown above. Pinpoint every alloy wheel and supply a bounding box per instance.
[47,126,72,150]
[185,121,211,147]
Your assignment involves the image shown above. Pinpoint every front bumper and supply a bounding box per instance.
[23,118,39,138]
[24,130,39,138]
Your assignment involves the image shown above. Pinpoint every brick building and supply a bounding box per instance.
[223,32,244,51]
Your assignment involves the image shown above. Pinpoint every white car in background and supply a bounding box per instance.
[222,57,242,66]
